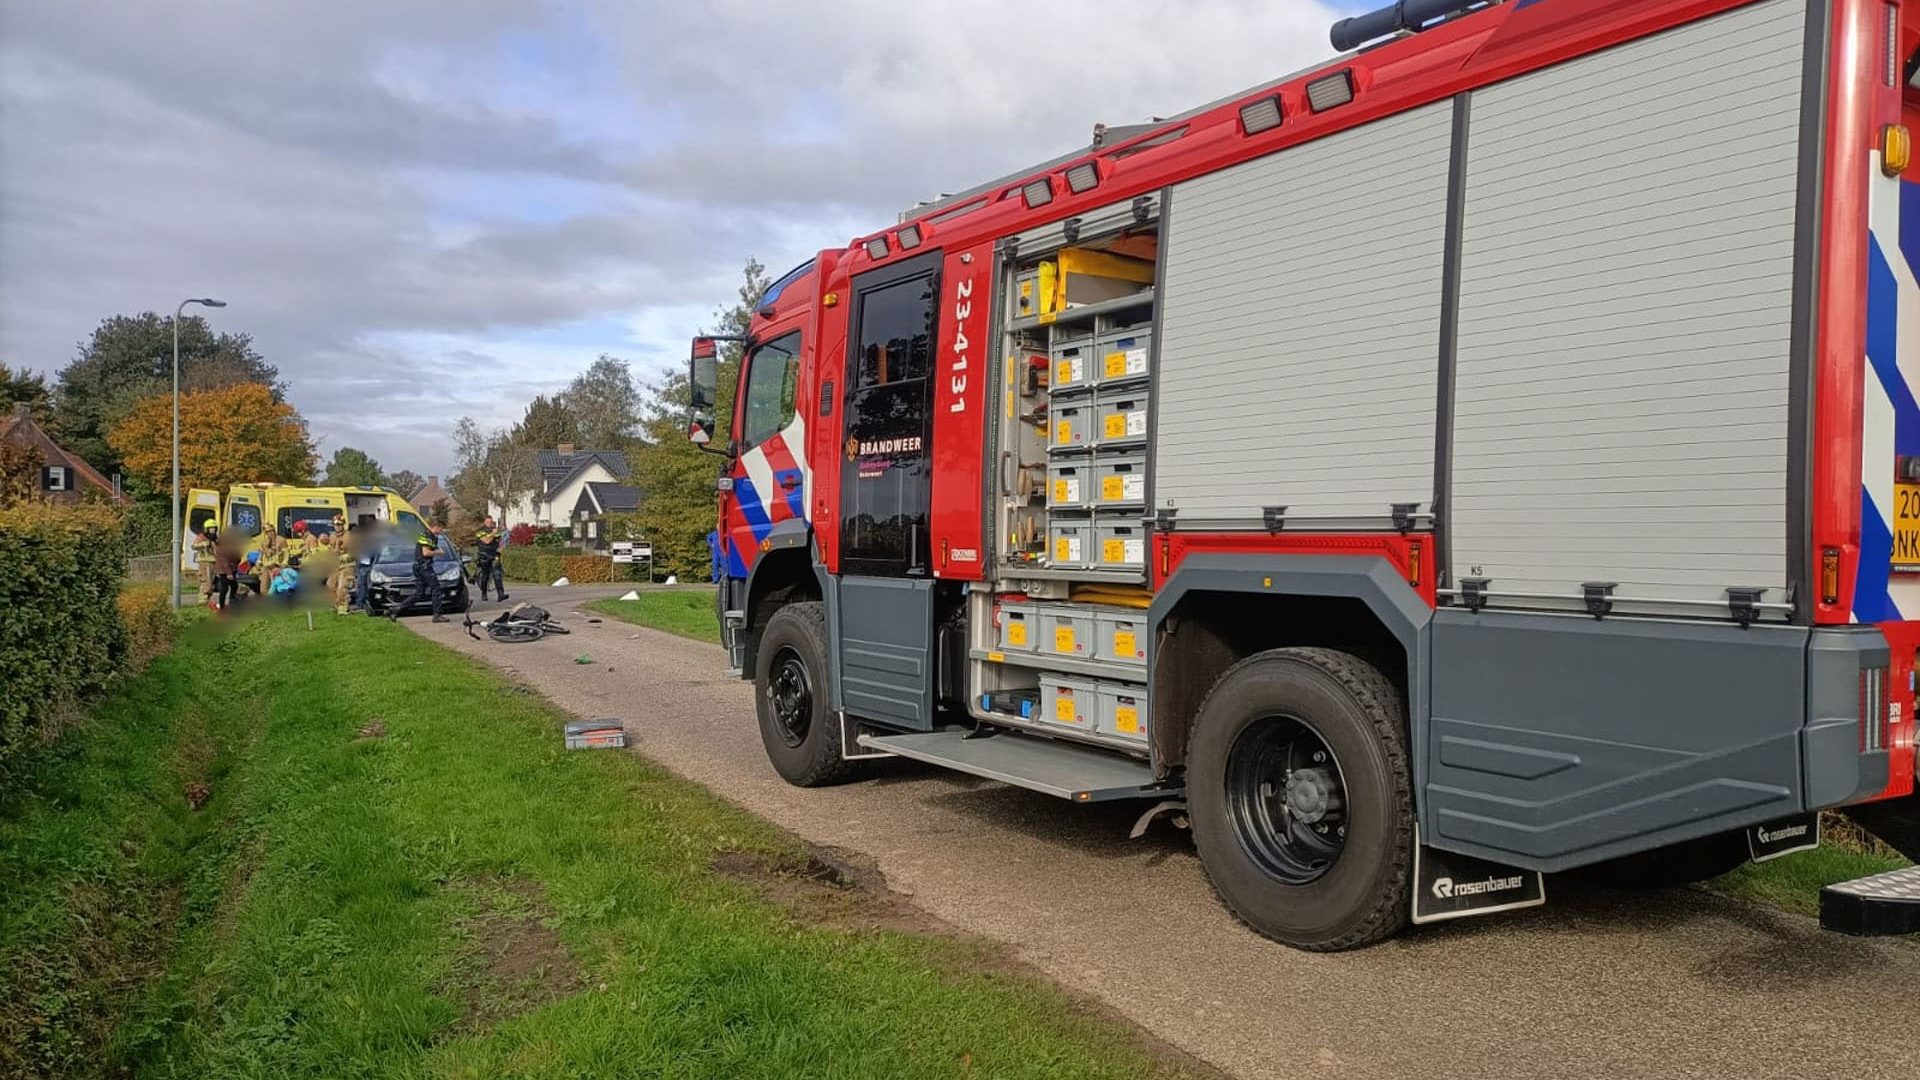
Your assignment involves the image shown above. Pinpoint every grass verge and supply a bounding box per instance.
[0,612,1203,1079]
[1707,815,1912,917]
[587,588,722,644]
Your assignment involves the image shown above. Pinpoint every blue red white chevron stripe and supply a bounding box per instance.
[1856,153,1920,621]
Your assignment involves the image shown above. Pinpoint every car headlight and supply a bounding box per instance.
[369,569,391,584]
[438,568,462,582]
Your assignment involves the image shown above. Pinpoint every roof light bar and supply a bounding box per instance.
[1238,96,1284,135]
[1022,178,1053,209]
[1305,70,1355,113]
[864,236,889,260]
[897,223,922,250]
[1065,161,1099,194]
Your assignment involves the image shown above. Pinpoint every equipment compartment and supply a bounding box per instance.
[1049,335,1095,393]
[1093,610,1148,667]
[1094,517,1146,571]
[1048,518,1091,568]
[1038,673,1100,732]
[1096,683,1150,742]
[1047,461,1090,509]
[1036,603,1096,659]
[996,601,1038,653]
[1094,323,1153,385]
[1095,390,1149,447]
[1050,399,1092,450]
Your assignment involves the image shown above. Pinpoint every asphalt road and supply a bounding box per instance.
[415,587,1920,1080]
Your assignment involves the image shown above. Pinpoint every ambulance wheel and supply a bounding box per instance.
[1187,647,1414,952]
[1577,831,1752,889]
[755,602,859,787]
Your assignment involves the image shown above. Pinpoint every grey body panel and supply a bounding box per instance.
[828,575,936,730]
[1151,100,1453,523]
[1427,610,1886,871]
[856,729,1168,802]
[1446,0,1806,610]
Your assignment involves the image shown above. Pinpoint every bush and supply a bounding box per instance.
[122,497,172,556]
[0,503,130,792]
[116,584,177,671]
[501,548,565,584]
[559,554,613,583]
[531,527,566,550]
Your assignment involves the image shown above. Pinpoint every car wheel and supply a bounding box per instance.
[754,602,860,787]
[1186,647,1414,952]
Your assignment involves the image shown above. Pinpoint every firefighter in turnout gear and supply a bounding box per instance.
[388,522,449,623]
[474,516,507,602]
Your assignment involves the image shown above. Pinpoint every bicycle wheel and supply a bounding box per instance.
[539,621,571,635]
[487,622,544,643]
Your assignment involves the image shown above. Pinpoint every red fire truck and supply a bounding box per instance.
[686,0,1920,949]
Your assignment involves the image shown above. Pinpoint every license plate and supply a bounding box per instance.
[1896,482,1920,572]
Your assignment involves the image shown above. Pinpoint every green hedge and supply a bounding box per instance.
[501,548,567,584]
[0,504,130,793]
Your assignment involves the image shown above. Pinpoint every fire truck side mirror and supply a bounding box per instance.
[688,338,719,448]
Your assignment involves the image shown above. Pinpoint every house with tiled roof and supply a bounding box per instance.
[571,480,644,551]
[488,443,630,529]
[1,403,125,505]
[405,474,457,514]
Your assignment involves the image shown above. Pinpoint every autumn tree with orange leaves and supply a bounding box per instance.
[108,381,315,495]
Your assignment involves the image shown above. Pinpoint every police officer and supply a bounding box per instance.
[387,521,450,623]
[473,515,507,603]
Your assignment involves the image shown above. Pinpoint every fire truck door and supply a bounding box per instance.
[830,254,940,730]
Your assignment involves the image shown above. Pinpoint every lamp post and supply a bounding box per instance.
[171,297,227,609]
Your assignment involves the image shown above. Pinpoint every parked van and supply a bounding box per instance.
[181,484,430,585]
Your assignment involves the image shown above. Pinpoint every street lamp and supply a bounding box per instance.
[170,297,227,609]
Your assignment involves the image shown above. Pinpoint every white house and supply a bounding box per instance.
[490,444,631,530]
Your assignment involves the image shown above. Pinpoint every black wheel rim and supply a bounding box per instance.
[768,645,813,748]
[1224,714,1348,885]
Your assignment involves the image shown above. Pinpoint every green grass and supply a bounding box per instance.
[0,613,1195,1079]
[587,588,722,644]
[1708,824,1912,917]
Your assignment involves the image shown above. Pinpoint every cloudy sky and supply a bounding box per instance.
[0,0,1349,474]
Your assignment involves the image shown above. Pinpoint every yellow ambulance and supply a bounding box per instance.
[180,483,430,583]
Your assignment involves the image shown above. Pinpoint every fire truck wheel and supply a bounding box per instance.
[754,602,860,787]
[1574,830,1752,889]
[1186,647,1413,951]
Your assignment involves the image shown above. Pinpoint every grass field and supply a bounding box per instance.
[0,613,1201,1080]
[1708,818,1911,917]
[587,588,722,644]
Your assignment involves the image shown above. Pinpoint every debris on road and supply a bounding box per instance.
[550,576,571,587]
[573,655,593,665]
[618,590,640,601]
[564,719,626,750]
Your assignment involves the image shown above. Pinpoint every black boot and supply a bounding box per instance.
[432,613,449,623]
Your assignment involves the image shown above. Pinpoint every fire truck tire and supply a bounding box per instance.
[1574,831,1752,889]
[754,602,860,787]
[1186,647,1413,952]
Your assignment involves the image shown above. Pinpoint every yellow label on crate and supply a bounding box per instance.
[1054,626,1076,652]
[1101,475,1126,501]
[1104,414,1127,438]
[1105,351,1128,377]
[1055,695,1078,723]
[1115,706,1140,734]
[1102,539,1127,563]
[1054,479,1071,503]
[1056,359,1072,384]
[1055,419,1072,445]
[986,651,1005,662]
[1007,621,1027,647]
[1113,630,1137,657]
[1055,536,1072,561]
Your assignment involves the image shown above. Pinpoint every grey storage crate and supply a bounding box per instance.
[1046,461,1090,509]
[1036,603,1096,660]
[1095,390,1149,447]
[1049,335,1095,393]
[1014,269,1042,320]
[1049,518,1091,569]
[1093,517,1147,572]
[1092,453,1146,509]
[1038,673,1100,733]
[1094,610,1148,667]
[997,601,1037,653]
[1096,682,1150,742]
[1094,324,1153,385]
[1050,398,1092,450]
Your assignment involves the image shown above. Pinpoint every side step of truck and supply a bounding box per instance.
[856,729,1176,802]
[1820,865,1920,936]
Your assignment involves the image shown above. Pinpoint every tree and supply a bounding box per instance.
[107,382,314,495]
[558,355,642,449]
[0,364,51,421]
[450,416,537,527]
[321,446,388,488]
[509,394,577,450]
[0,441,41,507]
[387,469,425,498]
[625,258,768,580]
[53,312,282,475]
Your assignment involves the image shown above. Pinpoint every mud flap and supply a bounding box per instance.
[1745,812,1820,862]
[1412,829,1546,925]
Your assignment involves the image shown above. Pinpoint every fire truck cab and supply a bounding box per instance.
[690,0,1920,949]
